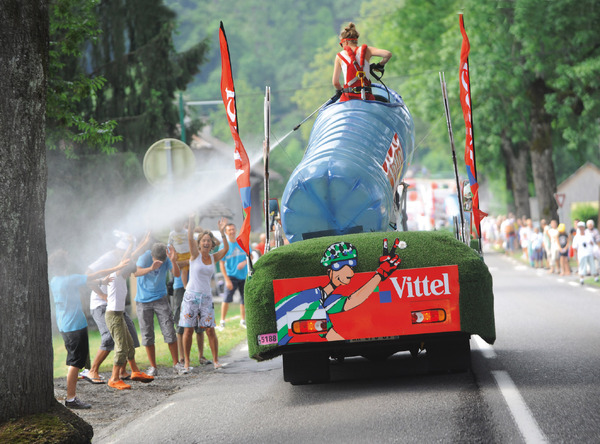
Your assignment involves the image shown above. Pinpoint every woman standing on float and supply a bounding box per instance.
[332,22,392,102]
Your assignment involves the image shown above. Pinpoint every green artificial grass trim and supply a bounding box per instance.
[245,231,495,361]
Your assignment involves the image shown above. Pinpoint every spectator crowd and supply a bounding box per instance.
[481,213,600,285]
[48,216,267,410]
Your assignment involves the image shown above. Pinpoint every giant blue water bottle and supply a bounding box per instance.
[281,85,415,243]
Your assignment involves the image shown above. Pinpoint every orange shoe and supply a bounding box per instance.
[108,379,131,390]
[131,371,154,383]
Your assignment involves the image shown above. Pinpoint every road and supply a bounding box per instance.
[95,251,600,444]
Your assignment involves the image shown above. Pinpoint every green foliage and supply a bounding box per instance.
[47,0,122,156]
[47,0,210,157]
[162,0,363,203]
[269,137,304,199]
[571,203,599,227]
[165,0,356,142]
[79,0,209,154]
[355,0,600,209]
[208,79,264,143]
[47,1,600,211]
[510,0,600,166]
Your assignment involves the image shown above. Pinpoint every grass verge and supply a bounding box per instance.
[53,302,247,378]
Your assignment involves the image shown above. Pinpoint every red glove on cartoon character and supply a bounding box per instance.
[376,238,402,281]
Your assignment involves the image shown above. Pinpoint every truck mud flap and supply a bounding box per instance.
[425,333,471,373]
[283,351,330,385]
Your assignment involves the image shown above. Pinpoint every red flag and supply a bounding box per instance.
[459,14,486,237]
[219,22,251,255]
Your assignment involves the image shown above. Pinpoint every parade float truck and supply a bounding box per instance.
[244,84,495,385]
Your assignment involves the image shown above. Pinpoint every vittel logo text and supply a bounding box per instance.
[388,273,451,298]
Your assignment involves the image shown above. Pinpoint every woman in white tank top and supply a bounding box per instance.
[179,215,229,371]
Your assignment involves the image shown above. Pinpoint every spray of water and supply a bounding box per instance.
[268,128,295,152]
[45,136,267,267]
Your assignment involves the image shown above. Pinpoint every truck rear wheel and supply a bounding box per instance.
[283,351,330,385]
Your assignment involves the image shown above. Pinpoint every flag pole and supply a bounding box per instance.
[439,71,466,243]
[263,86,271,254]
[463,20,481,252]
[461,16,478,185]
[459,14,484,253]
[219,21,253,269]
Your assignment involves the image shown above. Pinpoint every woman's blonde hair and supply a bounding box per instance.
[340,22,360,41]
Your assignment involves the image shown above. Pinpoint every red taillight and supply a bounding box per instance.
[292,319,328,334]
[411,309,447,324]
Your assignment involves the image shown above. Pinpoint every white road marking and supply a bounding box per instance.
[473,335,497,359]
[491,371,548,444]
[585,287,598,293]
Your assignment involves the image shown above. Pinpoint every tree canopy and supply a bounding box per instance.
[342,0,600,219]
[47,0,122,156]
[49,0,209,156]
[46,0,600,217]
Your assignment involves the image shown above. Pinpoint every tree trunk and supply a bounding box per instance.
[500,132,531,218]
[528,78,559,222]
[0,0,55,421]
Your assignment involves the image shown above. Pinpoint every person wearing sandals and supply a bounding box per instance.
[85,232,141,384]
[179,215,229,371]
[49,250,129,409]
[105,233,156,389]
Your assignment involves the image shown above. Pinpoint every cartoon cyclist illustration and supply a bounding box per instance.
[275,238,404,344]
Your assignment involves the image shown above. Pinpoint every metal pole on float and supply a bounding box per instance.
[439,72,466,243]
[178,92,186,142]
[263,86,271,253]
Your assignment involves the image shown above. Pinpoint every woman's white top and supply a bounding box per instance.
[186,253,215,295]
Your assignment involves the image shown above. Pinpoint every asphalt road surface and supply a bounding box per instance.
[95,251,600,444]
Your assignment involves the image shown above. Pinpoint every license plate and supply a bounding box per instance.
[257,333,278,346]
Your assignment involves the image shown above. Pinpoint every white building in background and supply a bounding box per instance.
[529,162,600,228]
[555,162,600,228]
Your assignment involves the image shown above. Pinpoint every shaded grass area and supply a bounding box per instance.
[53,302,247,378]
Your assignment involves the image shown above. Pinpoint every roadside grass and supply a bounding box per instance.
[53,302,247,378]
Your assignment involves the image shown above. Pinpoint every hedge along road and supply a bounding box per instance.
[93,250,600,443]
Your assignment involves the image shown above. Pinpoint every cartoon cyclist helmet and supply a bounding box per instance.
[321,242,358,270]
